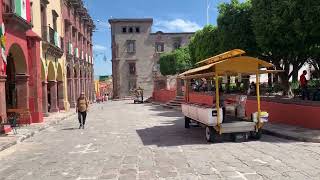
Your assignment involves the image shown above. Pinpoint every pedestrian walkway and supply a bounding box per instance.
[0,110,77,152]
[263,123,320,143]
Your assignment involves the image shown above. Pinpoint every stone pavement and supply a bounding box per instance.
[0,101,320,180]
[0,110,77,152]
[263,123,320,143]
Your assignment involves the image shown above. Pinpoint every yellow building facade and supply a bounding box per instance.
[30,0,94,116]
[32,0,69,114]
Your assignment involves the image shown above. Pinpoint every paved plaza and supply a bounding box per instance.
[0,101,320,180]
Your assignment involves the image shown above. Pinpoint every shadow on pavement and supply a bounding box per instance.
[61,127,78,131]
[136,105,299,146]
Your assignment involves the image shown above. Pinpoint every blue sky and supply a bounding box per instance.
[83,0,236,76]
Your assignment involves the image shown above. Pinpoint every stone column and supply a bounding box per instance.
[42,81,49,117]
[16,74,31,124]
[57,81,65,110]
[68,78,76,108]
[0,75,7,121]
[80,77,84,94]
[75,77,79,99]
[16,74,30,109]
[85,78,89,98]
[48,81,59,112]
[88,78,92,102]
[67,78,72,106]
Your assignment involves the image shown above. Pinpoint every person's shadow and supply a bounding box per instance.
[61,127,78,131]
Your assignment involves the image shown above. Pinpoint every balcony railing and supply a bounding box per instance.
[42,26,63,49]
[66,42,73,55]
[2,0,32,31]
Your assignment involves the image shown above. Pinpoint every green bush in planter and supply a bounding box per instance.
[290,81,300,96]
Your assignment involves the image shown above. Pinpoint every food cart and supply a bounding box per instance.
[179,49,281,142]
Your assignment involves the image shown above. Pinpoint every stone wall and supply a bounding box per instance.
[110,19,193,99]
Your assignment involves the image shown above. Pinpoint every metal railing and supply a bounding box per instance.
[42,26,63,50]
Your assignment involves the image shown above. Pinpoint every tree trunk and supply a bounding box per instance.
[279,63,293,97]
[292,68,299,82]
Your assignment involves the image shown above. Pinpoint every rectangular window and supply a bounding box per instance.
[155,42,164,52]
[129,63,136,75]
[122,27,127,33]
[173,42,181,50]
[135,27,140,33]
[127,40,136,53]
[129,27,133,33]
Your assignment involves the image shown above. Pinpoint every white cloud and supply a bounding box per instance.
[154,19,202,32]
[94,44,107,51]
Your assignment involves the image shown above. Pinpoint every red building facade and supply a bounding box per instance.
[0,0,43,124]
[62,0,94,107]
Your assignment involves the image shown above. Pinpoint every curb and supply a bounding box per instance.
[262,129,320,143]
[0,113,77,152]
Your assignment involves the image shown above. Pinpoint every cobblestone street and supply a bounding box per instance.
[0,101,320,180]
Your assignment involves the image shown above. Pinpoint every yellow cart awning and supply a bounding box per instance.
[196,49,246,65]
[179,56,275,79]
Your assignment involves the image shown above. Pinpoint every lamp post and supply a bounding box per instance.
[207,0,210,25]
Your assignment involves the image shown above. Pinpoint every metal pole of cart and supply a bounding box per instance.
[256,69,262,129]
[215,70,221,134]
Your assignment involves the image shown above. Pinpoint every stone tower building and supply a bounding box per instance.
[109,18,194,99]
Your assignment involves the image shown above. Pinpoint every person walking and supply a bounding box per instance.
[76,92,89,129]
[300,70,309,100]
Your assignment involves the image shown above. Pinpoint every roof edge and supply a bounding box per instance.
[108,18,153,24]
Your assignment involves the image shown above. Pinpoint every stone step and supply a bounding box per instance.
[169,101,183,104]
[166,103,181,107]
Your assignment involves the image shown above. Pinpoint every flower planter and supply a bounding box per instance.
[0,125,12,134]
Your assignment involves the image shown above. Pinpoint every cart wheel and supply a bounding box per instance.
[185,116,190,129]
[251,129,262,140]
[231,133,249,142]
[205,126,216,142]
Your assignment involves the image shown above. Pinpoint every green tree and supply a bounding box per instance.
[159,47,192,76]
[251,0,320,95]
[188,25,221,64]
[217,0,258,56]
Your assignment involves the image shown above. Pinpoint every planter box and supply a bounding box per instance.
[1,125,12,134]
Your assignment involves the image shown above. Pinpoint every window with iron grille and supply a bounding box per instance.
[155,42,164,52]
[122,27,127,33]
[127,40,136,53]
[135,27,140,33]
[129,27,133,33]
[129,63,136,75]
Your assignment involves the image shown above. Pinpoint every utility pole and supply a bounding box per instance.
[206,0,210,25]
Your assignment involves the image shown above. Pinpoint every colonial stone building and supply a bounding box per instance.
[109,18,194,99]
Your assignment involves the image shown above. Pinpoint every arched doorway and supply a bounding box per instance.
[66,66,74,107]
[80,68,83,94]
[5,44,28,110]
[41,60,49,116]
[74,67,79,99]
[47,62,58,112]
[57,63,64,110]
